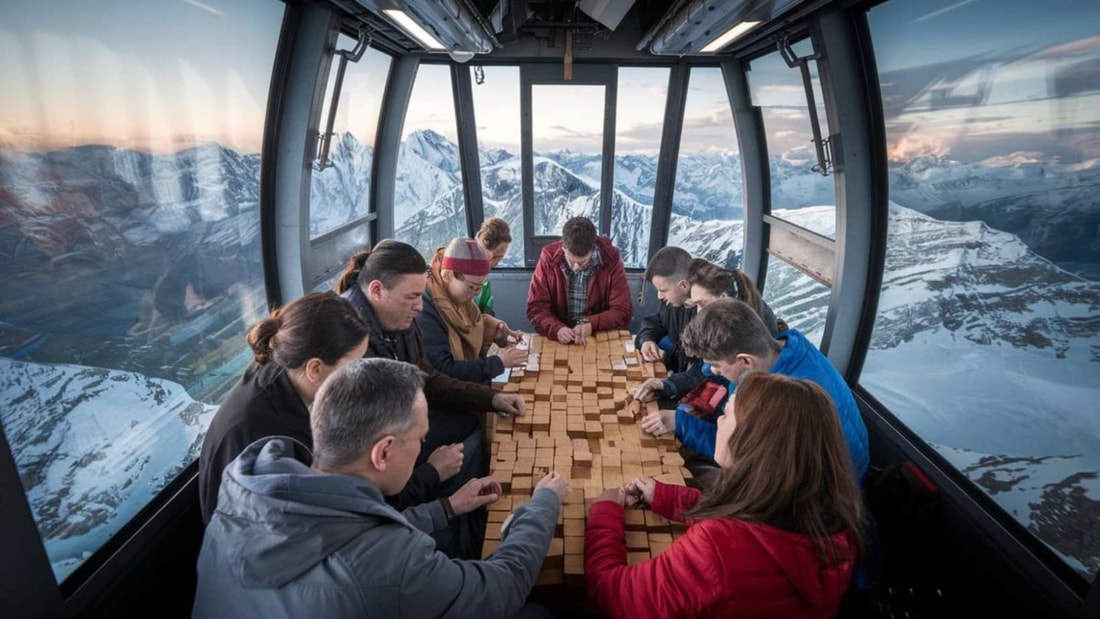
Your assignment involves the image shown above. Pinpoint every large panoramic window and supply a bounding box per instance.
[667,67,743,268]
[0,0,282,582]
[471,66,524,267]
[611,67,668,268]
[762,254,829,348]
[530,84,605,237]
[393,63,467,259]
[309,41,391,238]
[749,43,836,239]
[863,0,1100,580]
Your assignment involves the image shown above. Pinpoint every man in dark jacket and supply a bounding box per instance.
[635,246,698,375]
[193,358,567,618]
[526,216,633,345]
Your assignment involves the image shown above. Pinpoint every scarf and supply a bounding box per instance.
[427,248,500,361]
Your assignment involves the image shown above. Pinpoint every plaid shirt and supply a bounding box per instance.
[561,248,602,325]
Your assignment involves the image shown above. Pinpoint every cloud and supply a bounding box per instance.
[913,0,977,24]
[181,0,226,17]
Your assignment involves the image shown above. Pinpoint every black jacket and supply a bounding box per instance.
[197,361,440,524]
[418,290,505,385]
[344,285,498,412]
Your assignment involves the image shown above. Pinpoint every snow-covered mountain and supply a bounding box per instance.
[0,357,217,581]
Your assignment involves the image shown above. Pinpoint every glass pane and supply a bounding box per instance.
[762,255,829,348]
[471,66,524,267]
[749,43,836,239]
[531,84,605,236]
[0,0,281,581]
[393,64,467,260]
[863,0,1100,579]
[611,67,668,268]
[309,42,391,238]
[668,67,743,268]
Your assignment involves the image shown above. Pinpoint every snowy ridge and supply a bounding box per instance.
[0,357,216,580]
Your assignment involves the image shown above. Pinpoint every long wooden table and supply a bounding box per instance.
[482,330,692,590]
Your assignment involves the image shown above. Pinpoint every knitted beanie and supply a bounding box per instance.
[441,238,491,277]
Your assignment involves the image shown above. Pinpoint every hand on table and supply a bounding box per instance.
[573,322,592,345]
[534,471,569,502]
[448,476,503,515]
[556,326,575,344]
[625,477,656,507]
[633,378,665,403]
[492,345,528,368]
[426,443,463,482]
[640,409,676,436]
[492,392,526,417]
[639,341,662,362]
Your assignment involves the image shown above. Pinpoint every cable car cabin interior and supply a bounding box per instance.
[1,0,1098,616]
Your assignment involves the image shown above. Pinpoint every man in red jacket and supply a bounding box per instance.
[526,216,633,345]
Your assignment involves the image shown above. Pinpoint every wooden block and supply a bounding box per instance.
[624,510,646,531]
[564,519,585,537]
[565,536,585,555]
[482,539,500,559]
[535,568,563,586]
[649,541,672,557]
[627,551,650,565]
[625,531,649,550]
[564,554,585,576]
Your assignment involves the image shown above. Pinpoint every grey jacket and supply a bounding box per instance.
[192,437,561,618]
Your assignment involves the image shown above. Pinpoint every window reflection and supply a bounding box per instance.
[749,43,836,239]
[471,66,525,267]
[0,0,282,581]
[667,67,743,268]
[393,64,468,259]
[863,0,1100,579]
[309,41,391,238]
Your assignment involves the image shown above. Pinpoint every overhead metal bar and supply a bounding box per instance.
[646,64,690,260]
[371,54,420,242]
[765,214,835,285]
[452,64,485,238]
[722,58,770,288]
[316,25,371,171]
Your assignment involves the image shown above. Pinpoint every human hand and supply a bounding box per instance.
[427,443,463,482]
[534,471,568,502]
[492,345,528,368]
[625,477,656,507]
[491,392,526,417]
[640,341,662,362]
[448,476,503,515]
[556,326,575,344]
[633,378,665,403]
[573,321,592,345]
[640,409,676,436]
[497,322,523,343]
[593,486,627,507]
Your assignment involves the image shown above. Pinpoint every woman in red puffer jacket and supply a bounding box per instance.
[586,372,866,619]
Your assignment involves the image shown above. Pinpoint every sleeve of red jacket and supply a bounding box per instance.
[585,501,723,619]
[650,481,703,523]
[588,245,633,332]
[526,250,567,338]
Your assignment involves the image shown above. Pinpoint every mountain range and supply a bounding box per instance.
[1,129,1097,579]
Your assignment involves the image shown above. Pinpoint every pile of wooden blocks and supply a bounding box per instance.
[482,330,692,590]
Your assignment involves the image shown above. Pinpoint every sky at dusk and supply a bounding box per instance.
[1,0,1097,163]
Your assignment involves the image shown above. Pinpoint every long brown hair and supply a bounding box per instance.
[686,259,764,317]
[687,372,866,566]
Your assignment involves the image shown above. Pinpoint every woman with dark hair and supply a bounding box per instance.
[686,258,779,335]
[419,237,527,384]
[586,372,866,618]
[198,292,457,524]
[474,216,513,316]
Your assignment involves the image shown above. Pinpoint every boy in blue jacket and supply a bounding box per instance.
[640,298,869,483]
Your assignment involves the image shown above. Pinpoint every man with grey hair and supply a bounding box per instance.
[193,358,567,618]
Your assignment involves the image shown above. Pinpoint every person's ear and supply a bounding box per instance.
[370,435,397,471]
[367,280,385,302]
[677,279,690,292]
[735,353,757,372]
[304,357,326,383]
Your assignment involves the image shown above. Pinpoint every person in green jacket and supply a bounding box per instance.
[474,217,512,316]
